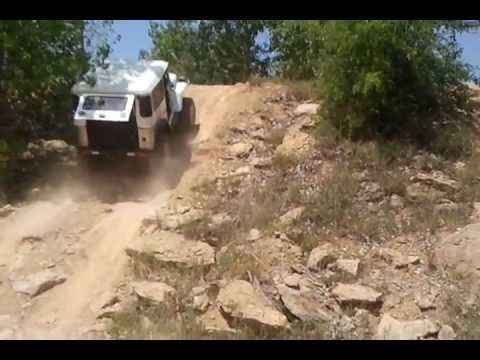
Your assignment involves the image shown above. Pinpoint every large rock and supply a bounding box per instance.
[275,125,315,159]
[411,172,460,193]
[10,270,67,297]
[41,139,71,154]
[435,223,480,290]
[278,285,332,322]
[375,314,439,340]
[307,244,337,272]
[217,280,288,328]
[132,281,176,307]
[0,204,15,218]
[331,284,382,307]
[293,103,320,116]
[25,139,74,159]
[126,232,215,268]
[228,143,253,159]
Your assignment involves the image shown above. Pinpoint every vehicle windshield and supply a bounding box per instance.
[83,96,127,111]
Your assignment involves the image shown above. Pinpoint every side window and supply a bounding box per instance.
[138,96,152,117]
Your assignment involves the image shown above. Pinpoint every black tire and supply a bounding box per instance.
[176,97,196,135]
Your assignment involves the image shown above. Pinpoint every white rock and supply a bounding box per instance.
[210,212,231,226]
[283,274,301,289]
[331,284,382,306]
[10,270,67,297]
[192,293,210,313]
[375,314,439,340]
[415,295,436,311]
[293,103,320,116]
[336,259,360,277]
[233,166,251,176]
[438,325,456,340]
[132,281,176,307]
[247,228,262,242]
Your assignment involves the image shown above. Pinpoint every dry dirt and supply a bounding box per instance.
[0,83,270,339]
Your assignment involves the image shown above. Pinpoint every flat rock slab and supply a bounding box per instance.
[10,270,67,297]
[217,280,288,328]
[294,103,320,116]
[375,314,439,340]
[411,172,460,193]
[332,284,382,307]
[278,285,332,322]
[126,231,215,268]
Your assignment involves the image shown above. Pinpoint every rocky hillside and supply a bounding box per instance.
[2,83,480,340]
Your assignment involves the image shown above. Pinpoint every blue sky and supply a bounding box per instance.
[111,20,480,72]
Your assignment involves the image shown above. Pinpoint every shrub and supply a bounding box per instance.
[312,21,476,143]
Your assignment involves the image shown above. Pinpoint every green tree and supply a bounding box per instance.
[270,20,480,144]
[269,20,324,79]
[0,20,118,138]
[149,20,270,84]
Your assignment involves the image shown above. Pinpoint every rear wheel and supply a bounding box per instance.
[175,97,196,135]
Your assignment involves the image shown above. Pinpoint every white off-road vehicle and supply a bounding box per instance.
[71,60,197,169]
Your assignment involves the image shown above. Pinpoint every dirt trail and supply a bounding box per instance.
[0,83,266,339]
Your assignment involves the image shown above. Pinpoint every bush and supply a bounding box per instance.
[312,21,476,143]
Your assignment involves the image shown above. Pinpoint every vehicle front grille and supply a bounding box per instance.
[86,119,139,151]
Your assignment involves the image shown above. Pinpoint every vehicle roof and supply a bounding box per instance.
[71,60,168,96]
